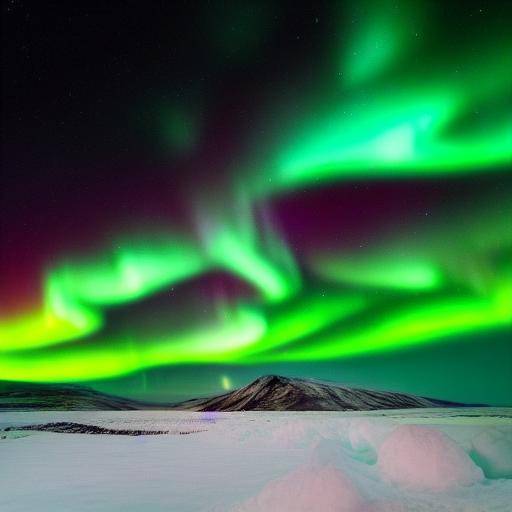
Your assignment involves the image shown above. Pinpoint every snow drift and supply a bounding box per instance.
[232,463,366,512]
[378,425,484,491]
[471,428,512,479]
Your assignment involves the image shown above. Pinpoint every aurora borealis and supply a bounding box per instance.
[1,1,511,404]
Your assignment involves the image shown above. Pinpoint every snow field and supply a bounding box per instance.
[1,409,511,511]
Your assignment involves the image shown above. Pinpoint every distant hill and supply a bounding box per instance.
[1,375,471,411]
[0,381,154,410]
[175,375,467,411]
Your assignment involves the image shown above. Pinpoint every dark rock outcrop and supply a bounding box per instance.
[4,422,207,435]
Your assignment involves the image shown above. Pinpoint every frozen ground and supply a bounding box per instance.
[1,408,511,511]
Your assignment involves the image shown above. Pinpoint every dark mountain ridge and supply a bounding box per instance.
[1,375,475,411]
[0,381,154,410]
[176,375,468,411]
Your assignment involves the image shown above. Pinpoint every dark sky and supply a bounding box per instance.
[1,1,511,405]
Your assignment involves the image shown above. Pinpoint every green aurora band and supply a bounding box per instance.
[1,0,511,382]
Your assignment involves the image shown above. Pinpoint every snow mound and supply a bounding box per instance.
[347,419,392,463]
[232,463,365,512]
[378,425,483,491]
[310,439,347,466]
[471,428,512,478]
[348,420,374,451]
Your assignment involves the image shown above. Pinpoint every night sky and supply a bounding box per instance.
[1,0,511,405]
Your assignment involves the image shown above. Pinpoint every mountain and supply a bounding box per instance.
[1,375,471,411]
[0,381,156,411]
[175,375,467,411]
